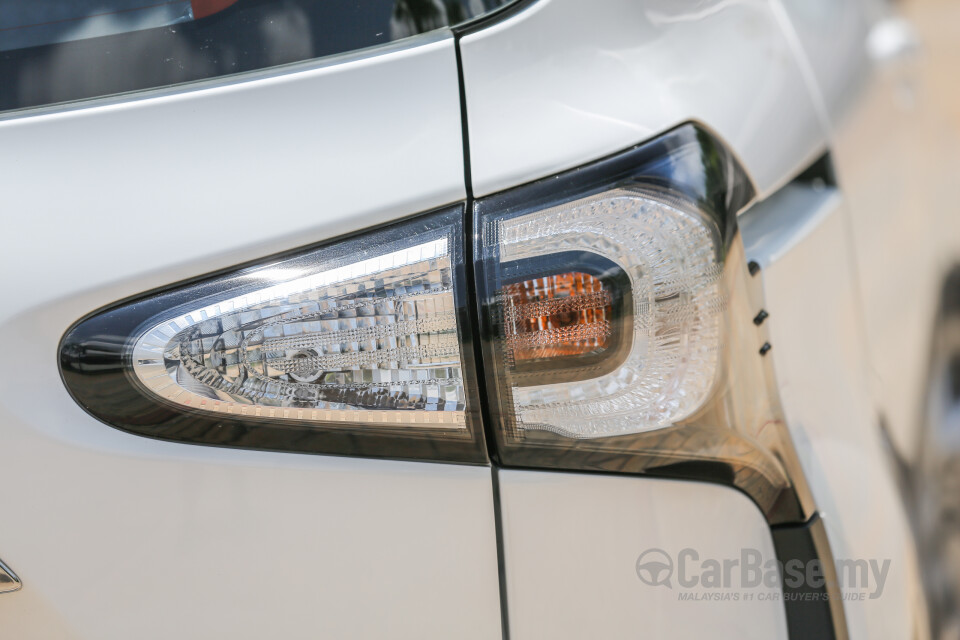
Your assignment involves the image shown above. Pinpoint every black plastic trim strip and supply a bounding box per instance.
[771,513,850,640]
[490,467,511,640]
[453,0,538,37]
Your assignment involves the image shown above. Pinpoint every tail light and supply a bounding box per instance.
[59,206,488,464]
[59,125,815,523]
[473,126,813,524]
[479,186,723,438]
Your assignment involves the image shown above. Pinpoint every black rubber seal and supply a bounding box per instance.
[771,513,850,640]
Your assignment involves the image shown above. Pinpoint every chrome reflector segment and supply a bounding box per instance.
[0,558,20,594]
[131,238,467,430]
[484,188,724,438]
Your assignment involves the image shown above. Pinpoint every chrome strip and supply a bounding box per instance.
[0,558,21,594]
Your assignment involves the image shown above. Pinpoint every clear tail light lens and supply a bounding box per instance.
[483,187,724,438]
[131,237,463,426]
[60,206,487,463]
[474,126,814,524]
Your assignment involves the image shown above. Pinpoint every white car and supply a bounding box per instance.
[0,1,956,638]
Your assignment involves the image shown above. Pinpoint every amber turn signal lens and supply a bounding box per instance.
[501,272,613,363]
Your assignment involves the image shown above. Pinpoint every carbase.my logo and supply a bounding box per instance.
[635,548,674,588]
[634,547,890,600]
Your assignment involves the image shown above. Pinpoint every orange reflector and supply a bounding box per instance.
[501,272,613,362]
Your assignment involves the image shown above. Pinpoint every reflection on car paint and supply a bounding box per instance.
[0,0,514,113]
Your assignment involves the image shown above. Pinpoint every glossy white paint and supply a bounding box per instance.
[458,0,827,198]
[769,0,875,128]
[0,33,466,312]
[462,0,949,638]
[0,0,946,637]
[741,185,920,639]
[0,34,504,639]
[497,470,789,640]
[776,0,960,467]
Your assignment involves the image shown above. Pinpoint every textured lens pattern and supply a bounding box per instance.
[486,189,724,438]
[502,273,612,362]
[132,239,467,428]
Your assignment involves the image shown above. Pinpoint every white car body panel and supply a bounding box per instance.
[459,0,827,198]
[741,185,918,639]
[462,1,931,637]
[0,33,467,312]
[0,0,947,637]
[0,33,504,640]
[497,471,789,640]
[778,0,960,465]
